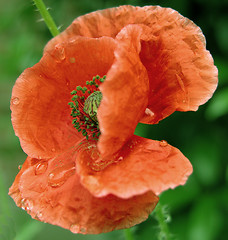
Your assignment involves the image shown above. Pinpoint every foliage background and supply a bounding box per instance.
[0,0,227,239]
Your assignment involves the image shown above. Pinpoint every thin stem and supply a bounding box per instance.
[155,203,171,240]
[33,0,60,37]
[124,228,134,240]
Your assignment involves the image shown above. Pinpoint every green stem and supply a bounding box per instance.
[155,203,171,240]
[33,0,60,37]
[124,228,134,240]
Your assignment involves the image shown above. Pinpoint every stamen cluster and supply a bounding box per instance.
[68,75,106,140]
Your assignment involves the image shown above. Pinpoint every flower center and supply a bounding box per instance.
[69,75,105,140]
[83,91,102,122]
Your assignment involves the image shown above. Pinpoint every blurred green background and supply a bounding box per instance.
[0,0,227,239]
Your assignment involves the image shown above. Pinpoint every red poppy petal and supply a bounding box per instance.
[98,24,149,157]
[139,11,218,124]
[11,36,116,159]
[45,5,217,125]
[77,135,192,198]
[9,151,158,234]
[44,5,151,49]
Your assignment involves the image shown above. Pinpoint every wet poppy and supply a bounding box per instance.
[9,5,218,234]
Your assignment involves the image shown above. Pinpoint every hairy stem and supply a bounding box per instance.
[33,0,59,37]
[155,203,172,240]
[124,228,134,240]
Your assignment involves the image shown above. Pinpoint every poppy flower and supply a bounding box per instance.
[9,5,218,234]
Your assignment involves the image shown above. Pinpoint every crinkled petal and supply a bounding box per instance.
[45,5,217,125]
[9,149,158,234]
[45,6,183,44]
[98,24,149,157]
[77,135,192,198]
[139,12,218,124]
[11,36,116,159]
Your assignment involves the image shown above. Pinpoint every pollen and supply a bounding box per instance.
[68,75,106,140]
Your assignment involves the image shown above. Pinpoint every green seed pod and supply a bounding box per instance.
[83,91,102,122]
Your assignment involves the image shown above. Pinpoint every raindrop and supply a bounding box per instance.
[90,149,100,161]
[12,97,20,105]
[69,38,76,44]
[21,198,33,211]
[70,224,80,233]
[35,211,43,220]
[145,108,154,117]
[53,44,66,62]
[48,162,75,188]
[20,198,26,210]
[35,160,48,175]
[26,200,34,212]
[69,57,76,63]
[80,227,86,233]
[51,148,56,152]
[118,156,123,161]
[113,155,124,164]
[159,140,168,147]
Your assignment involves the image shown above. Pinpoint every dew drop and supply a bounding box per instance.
[160,140,168,147]
[26,200,34,212]
[12,97,20,105]
[69,38,76,44]
[20,198,33,211]
[80,227,86,233]
[70,224,87,234]
[53,44,66,62]
[145,108,154,117]
[35,160,48,175]
[35,211,43,220]
[51,148,56,152]
[48,162,75,188]
[118,156,123,161]
[70,224,80,233]
[91,149,100,161]
[20,198,26,210]
[18,165,22,170]
[69,57,75,63]
[113,156,124,164]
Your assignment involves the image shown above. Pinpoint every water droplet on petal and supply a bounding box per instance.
[145,108,154,117]
[35,211,43,220]
[51,148,56,152]
[35,160,48,175]
[160,140,168,147]
[69,57,75,63]
[26,200,33,212]
[91,150,100,161]
[12,97,20,105]
[21,198,26,210]
[20,198,33,212]
[70,224,80,233]
[53,44,66,62]
[48,162,75,188]
[18,165,22,170]
[69,38,76,44]
[80,227,87,233]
